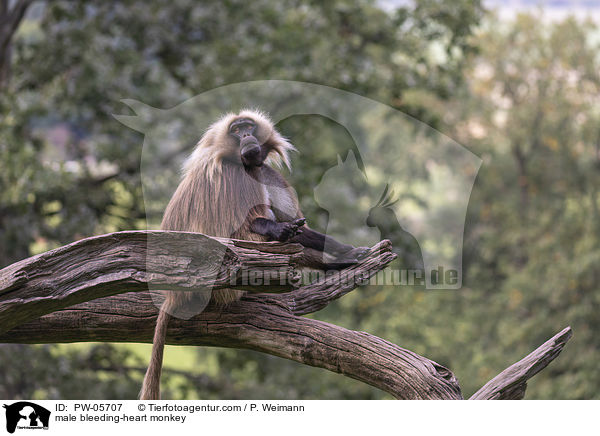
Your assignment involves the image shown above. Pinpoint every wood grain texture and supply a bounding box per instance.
[0,230,303,334]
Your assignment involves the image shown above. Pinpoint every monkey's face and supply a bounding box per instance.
[228,118,266,168]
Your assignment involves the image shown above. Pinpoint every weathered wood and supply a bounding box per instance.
[0,230,572,400]
[0,292,462,400]
[469,326,573,400]
[281,239,396,315]
[0,235,464,399]
[0,230,304,334]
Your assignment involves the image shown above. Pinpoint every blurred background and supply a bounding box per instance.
[1,0,599,399]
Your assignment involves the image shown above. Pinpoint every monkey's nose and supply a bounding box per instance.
[240,135,259,147]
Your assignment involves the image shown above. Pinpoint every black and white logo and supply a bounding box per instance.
[3,402,50,434]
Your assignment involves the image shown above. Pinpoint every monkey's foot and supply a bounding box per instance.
[328,246,371,268]
[353,246,371,260]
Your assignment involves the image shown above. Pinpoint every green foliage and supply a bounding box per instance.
[440,15,600,398]
[0,344,143,399]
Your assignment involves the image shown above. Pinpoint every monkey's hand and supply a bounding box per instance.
[251,217,305,242]
[273,218,305,242]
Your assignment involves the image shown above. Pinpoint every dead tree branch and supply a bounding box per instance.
[0,231,303,334]
[0,230,572,399]
[470,326,573,400]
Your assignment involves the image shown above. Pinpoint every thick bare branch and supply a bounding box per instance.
[0,229,570,400]
[0,292,463,400]
[0,230,397,333]
[469,326,573,400]
[0,231,304,334]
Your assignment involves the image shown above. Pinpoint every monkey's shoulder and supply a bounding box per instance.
[260,165,291,189]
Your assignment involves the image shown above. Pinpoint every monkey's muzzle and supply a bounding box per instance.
[241,140,263,167]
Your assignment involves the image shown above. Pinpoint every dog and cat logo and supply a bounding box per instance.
[2,402,50,433]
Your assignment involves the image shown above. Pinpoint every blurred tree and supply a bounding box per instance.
[439,15,600,398]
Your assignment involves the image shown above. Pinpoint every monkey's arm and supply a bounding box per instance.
[290,226,369,258]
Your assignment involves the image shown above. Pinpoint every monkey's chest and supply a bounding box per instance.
[264,185,297,222]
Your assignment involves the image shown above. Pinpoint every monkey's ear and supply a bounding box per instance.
[113,99,162,133]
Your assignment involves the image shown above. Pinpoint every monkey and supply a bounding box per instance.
[140,109,369,400]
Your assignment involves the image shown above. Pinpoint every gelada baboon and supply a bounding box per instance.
[140,110,369,399]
